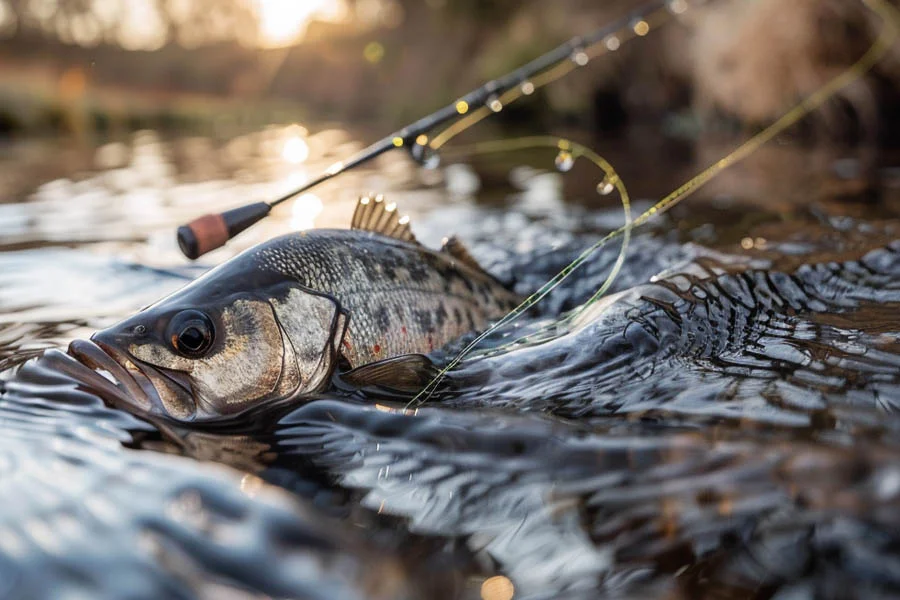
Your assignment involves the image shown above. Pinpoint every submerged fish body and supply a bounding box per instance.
[75,197,518,420]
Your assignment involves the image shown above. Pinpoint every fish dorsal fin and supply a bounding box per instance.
[441,235,494,277]
[351,193,418,244]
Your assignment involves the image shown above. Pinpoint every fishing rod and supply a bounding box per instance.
[176,0,697,260]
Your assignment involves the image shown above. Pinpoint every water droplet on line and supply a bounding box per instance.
[596,174,617,195]
[555,151,575,172]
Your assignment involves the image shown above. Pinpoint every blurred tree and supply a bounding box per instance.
[154,0,260,47]
[437,0,533,22]
[2,0,261,49]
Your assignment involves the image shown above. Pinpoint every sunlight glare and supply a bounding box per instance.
[282,136,310,164]
[256,0,342,46]
[291,193,323,230]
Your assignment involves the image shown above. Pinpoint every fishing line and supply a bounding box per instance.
[441,138,632,356]
[408,0,900,406]
[408,137,633,404]
[476,0,900,357]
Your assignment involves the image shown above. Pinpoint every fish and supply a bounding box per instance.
[69,194,520,421]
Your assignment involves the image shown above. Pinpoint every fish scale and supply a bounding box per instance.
[254,229,519,367]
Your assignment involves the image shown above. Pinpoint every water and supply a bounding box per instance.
[2,125,900,598]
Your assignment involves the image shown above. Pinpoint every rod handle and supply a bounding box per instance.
[177,202,271,260]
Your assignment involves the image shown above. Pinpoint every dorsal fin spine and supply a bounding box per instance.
[351,194,419,244]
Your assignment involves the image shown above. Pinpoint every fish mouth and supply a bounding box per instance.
[68,338,157,414]
[67,338,196,420]
[67,340,157,412]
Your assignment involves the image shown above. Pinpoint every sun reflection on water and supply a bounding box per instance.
[282,133,310,164]
[291,193,323,230]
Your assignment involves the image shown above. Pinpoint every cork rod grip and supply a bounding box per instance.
[176,202,272,260]
[177,214,229,260]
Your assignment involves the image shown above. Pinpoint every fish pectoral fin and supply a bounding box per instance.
[351,193,419,244]
[340,354,439,393]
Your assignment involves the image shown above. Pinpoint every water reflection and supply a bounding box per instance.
[0,125,424,260]
[1,123,900,598]
[0,353,416,599]
[282,127,311,164]
[291,193,324,230]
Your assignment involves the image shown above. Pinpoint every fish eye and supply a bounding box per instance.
[168,310,214,358]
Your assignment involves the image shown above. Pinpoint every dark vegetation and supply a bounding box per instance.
[0,0,899,153]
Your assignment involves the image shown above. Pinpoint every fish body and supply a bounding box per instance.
[73,196,518,421]
[251,228,518,366]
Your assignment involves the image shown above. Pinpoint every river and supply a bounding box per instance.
[1,124,899,598]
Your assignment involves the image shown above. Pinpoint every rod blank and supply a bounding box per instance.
[175,0,677,259]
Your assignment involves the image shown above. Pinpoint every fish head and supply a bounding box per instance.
[76,268,348,422]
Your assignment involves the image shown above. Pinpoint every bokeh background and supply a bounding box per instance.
[3,0,899,140]
[1,0,899,257]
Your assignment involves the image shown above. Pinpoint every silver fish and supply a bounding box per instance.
[70,195,519,421]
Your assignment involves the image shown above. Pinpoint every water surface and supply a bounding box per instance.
[2,125,900,598]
